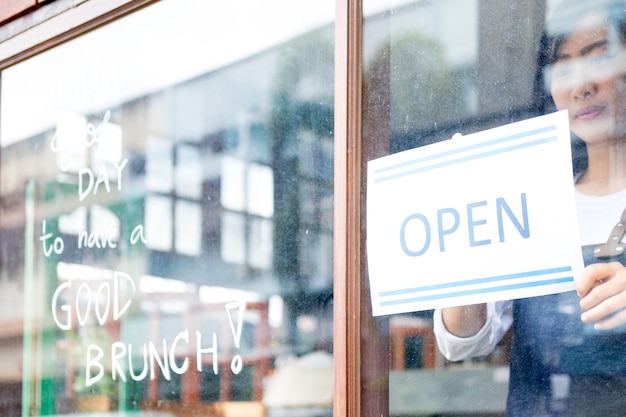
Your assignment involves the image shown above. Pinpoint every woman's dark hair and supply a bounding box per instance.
[543,0,626,179]
[546,0,626,65]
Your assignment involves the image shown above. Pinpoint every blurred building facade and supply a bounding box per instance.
[0,1,560,416]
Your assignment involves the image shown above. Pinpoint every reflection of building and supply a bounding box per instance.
[1,0,558,416]
[363,0,550,154]
[0,19,334,414]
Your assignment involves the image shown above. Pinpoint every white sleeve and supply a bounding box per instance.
[433,300,513,362]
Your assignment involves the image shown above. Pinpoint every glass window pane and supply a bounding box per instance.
[91,115,123,171]
[90,205,121,243]
[145,195,173,251]
[248,218,273,270]
[175,144,202,199]
[221,211,246,265]
[221,156,246,212]
[53,111,89,173]
[146,136,174,193]
[175,200,202,256]
[247,163,274,218]
[59,206,88,236]
[364,0,626,415]
[0,1,334,415]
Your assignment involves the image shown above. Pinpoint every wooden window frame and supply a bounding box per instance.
[0,1,392,416]
[334,1,389,417]
[0,0,156,69]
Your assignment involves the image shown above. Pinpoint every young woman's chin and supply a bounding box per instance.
[571,116,626,146]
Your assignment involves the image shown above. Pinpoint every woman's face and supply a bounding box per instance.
[550,13,626,147]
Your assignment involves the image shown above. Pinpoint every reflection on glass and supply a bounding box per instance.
[145,195,173,251]
[146,137,174,193]
[0,0,334,415]
[247,163,274,218]
[54,111,89,173]
[221,211,246,265]
[248,218,273,270]
[91,115,123,173]
[91,206,121,241]
[59,206,88,236]
[174,144,202,199]
[221,156,246,212]
[362,0,587,416]
[174,200,202,256]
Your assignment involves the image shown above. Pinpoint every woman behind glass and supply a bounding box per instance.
[434,0,626,415]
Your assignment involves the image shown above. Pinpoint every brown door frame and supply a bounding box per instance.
[334,1,390,416]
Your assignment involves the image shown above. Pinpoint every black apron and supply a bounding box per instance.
[506,246,626,416]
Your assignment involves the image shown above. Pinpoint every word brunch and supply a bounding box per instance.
[52,275,248,387]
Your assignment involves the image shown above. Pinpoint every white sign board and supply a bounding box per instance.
[367,111,585,316]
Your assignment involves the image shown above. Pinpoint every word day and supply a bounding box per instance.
[78,158,128,202]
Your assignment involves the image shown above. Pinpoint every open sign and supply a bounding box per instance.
[366,111,584,316]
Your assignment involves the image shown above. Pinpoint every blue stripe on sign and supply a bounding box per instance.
[379,266,572,297]
[379,276,574,307]
[374,124,556,176]
[374,136,557,183]
[375,124,556,175]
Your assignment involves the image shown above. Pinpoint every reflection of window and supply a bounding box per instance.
[145,137,202,256]
[221,155,274,217]
[220,155,273,269]
[144,195,173,251]
[221,156,246,211]
[249,217,272,269]
[221,211,246,264]
[145,137,173,192]
[54,111,87,172]
[247,163,274,218]
[90,205,121,241]
[175,200,202,255]
[175,144,203,199]
[219,213,274,269]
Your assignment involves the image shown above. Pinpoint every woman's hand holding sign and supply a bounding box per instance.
[577,262,626,330]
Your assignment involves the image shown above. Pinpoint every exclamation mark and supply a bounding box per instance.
[225,301,246,374]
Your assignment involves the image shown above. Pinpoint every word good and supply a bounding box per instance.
[51,272,136,330]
